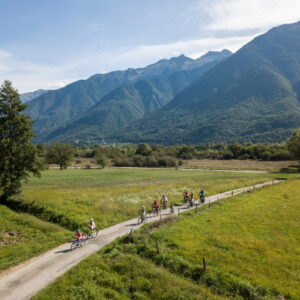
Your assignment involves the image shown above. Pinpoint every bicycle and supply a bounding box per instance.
[138,214,146,224]
[152,206,159,217]
[199,195,205,204]
[71,237,86,250]
[162,201,167,210]
[170,205,174,214]
[84,227,99,239]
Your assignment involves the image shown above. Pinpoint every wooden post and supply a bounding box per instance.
[209,200,211,207]
[156,240,160,254]
[178,208,180,216]
[202,257,206,271]
[195,204,198,213]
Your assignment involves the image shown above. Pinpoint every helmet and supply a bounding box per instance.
[76,229,80,233]
[90,218,94,222]
[141,205,145,208]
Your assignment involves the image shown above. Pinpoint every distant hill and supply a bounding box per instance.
[28,50,231,142]
[113,21,300,144]
[20,89,50,102]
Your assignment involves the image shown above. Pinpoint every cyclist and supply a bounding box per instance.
[140,205,146,217]
[170,202,174,214]
[161,195,168,209]
[139,205,146,223]
[199,189,205,204]
[88,218,96,233]
[183,190,189,203]
[75,229,82,244]
[152,200,159,215]
[190,192,195,206]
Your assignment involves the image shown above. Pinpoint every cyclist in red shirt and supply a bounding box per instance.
[152,200,159,215]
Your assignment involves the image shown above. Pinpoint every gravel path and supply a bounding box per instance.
[0,180,282,300]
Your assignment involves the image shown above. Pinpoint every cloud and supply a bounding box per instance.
[197,0,300,31]
[0,49,12,58]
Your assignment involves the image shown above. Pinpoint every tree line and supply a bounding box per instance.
[38,140,298,170]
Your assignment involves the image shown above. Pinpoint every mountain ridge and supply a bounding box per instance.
[28,50,232,142]
[110,21,300,144]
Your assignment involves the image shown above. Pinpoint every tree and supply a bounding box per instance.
[95,153,107,169]
[135,143,152,156]
[0,80,40,199]
[46,143,74,169]
[287,129,300,162]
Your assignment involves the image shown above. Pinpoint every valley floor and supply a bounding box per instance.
[32,179,300,300]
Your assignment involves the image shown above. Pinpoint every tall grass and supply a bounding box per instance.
[123,179,300,298]
[0,205,70,272]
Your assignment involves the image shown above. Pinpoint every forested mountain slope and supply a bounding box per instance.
[114,21,300,144]
[42,58,228,143]
[27,50,231,139]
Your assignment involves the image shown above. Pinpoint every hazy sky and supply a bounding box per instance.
[0,0,300,92]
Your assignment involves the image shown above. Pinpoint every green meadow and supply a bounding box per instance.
[0,205,70,271]
[17,168,281,230]
[33,179,300,300]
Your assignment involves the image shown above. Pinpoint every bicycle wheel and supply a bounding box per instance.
[71,242,77,251]
[80,238,87,247]
[92,229,98,238]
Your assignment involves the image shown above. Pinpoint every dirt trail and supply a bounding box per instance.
[0,180,282,300]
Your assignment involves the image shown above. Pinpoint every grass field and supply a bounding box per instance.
[15,168,283,230]
[33,252,226,300]
[0,205,70,272]
[183,159,297,171]
[33,179,300,299]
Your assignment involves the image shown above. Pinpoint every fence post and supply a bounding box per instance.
[209,200,211,207]
[156,240,160,254]
[195,204,198,213]
[232,191,234,196]
[178,208,180,216]
[202,257,206,271]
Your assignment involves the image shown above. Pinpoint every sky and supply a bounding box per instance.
[0,0,300,93]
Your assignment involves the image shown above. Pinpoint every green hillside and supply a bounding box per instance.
[115,21,300,144]
[42,62,224,143]
[26,50,231,141]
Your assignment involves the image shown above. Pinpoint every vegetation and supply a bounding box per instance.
[287,128,300,162]
[33,180,300,299]
[40,142,295,170]
[0,204,69,271]
[33,253,224,300]
[6,169,280,231]
[0,80,40,199]
[46,143,75,170]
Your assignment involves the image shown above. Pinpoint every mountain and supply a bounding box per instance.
[113,21,300,144]
[27,50,231,142]
[20,89,50,102]
[42,66,214,143]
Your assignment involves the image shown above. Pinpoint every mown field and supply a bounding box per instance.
[15,168,283,230]
[0,205,70,272]
[183,159,297,171]
[33,179,300,300]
